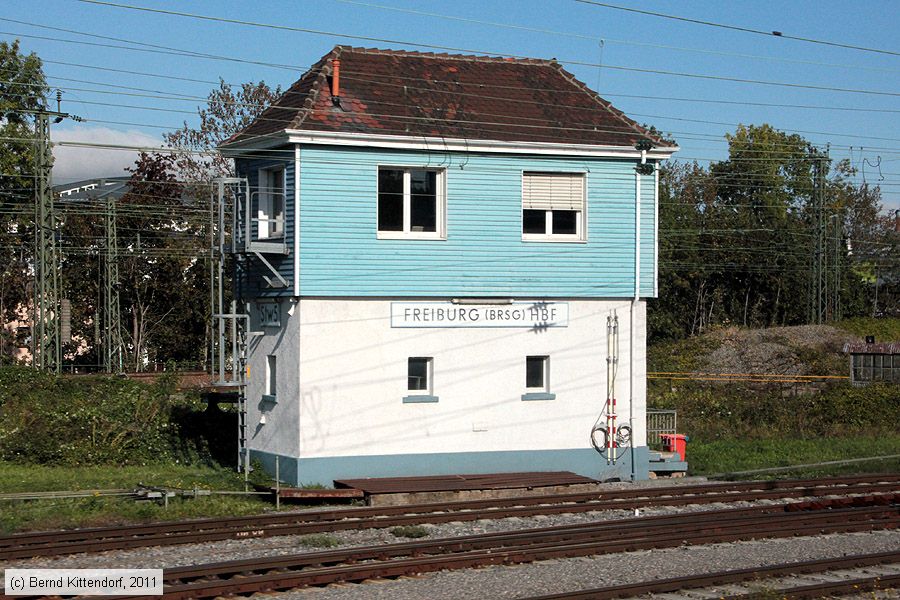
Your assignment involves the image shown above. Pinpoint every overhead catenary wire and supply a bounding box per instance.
[31,5,900,98]
[573,0,900,57]
[336,0,900,73]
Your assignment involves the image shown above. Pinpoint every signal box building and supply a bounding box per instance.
[218,46,677,486]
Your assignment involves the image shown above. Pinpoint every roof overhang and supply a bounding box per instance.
[220,129,678,160]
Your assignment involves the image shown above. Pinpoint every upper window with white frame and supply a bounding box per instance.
[258,166,285,240]
[378,167,445,239]
[522,172,585,241]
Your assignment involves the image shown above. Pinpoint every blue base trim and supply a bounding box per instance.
[521,392,556,401]
[249,450,299,486]
[402,394,439,403]
[251,446,651,487]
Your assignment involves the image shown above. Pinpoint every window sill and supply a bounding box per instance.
[377,232,446,241]
[261,394,277,404]
[521,237,587,244]
[247,240,289,255]
[403,394,439,403]
[521,392,556,401]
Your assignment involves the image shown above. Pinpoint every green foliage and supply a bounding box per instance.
[0,367,218,465]
[651,124,898,341]
[58,79,281,370]
[835,317,900,342]
[0,40,48,362]
[651,381,898,442]
[0,461,274,533]
[687,435,900,477]
[390,525,430,538]
[647,335,720,373]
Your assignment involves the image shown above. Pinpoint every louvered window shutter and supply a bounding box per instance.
[523,172,584,211]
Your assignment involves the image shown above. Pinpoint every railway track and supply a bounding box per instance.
[57,495,899,599]
[525,550,900,599]
[2,474,898,560]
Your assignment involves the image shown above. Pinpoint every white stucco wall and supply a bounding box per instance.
[285,298,647,460]
[246,299,301,457]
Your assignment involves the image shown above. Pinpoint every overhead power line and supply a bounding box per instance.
[65,3,899,97]
[574,0,900,57]
[336,0,900,73]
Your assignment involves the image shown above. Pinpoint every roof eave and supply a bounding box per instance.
[282,129,678,159]
[218,131,291,156]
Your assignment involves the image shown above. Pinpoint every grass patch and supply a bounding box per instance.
[648,335,720,373]
[0,462,277,534]
[687,435,900,478]
[390,525,430,539]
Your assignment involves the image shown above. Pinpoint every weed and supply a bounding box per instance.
[390,525,430,538]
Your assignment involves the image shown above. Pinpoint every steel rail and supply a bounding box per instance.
[523,550,900,599]
[724,573,900,599]
[154,500,893,582]
[2,475,898,560]
[11,500,897,600]
[154,503,899,599]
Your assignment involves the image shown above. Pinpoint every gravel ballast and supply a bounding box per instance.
[2,476,897,598]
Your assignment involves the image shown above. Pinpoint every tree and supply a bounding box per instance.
[650,123,892,340]
[0,40,47,361]
[60,79,281,370]
[164,79,280,183]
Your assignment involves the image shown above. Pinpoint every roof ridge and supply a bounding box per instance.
[289,46,342,131]
[334,44,555,66]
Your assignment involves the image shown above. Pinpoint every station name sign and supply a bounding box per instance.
[390,302,569,329]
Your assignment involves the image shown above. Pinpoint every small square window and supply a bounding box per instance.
[523,355,555,401]
[404,357,437,403]
[378,167,445,239]
[408,357,432,392]
[526,356,547,389]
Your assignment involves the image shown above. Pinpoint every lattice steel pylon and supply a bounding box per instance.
[103,194,124,373]
[32,108,60,372]
[808,148,830,325]
[31,94,79,372]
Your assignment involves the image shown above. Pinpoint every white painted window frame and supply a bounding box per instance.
[521,171,587,243]
[265,354,277,398]
[406,356,434,394]
[257,166,285,240]
[525,355,550,393]
[376,166,446,240]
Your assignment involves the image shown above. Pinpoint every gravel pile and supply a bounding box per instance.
[703,324,854,374]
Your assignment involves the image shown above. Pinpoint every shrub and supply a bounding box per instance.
[0,367,212,466]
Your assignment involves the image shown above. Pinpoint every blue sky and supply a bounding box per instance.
[3,0,898,211]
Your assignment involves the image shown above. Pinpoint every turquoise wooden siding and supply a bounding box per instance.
[235,152,295,298]
[295,146,657,298]
[640,170,657,297]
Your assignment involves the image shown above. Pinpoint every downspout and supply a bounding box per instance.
[293,145,300,297]
[631,148,645,481]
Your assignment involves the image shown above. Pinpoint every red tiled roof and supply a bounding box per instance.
[844,342,900,354]
[225,46,675,149]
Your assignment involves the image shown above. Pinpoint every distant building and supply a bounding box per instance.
[844,341,900,385]
[218,46,678,485]
[54,177,131,200]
